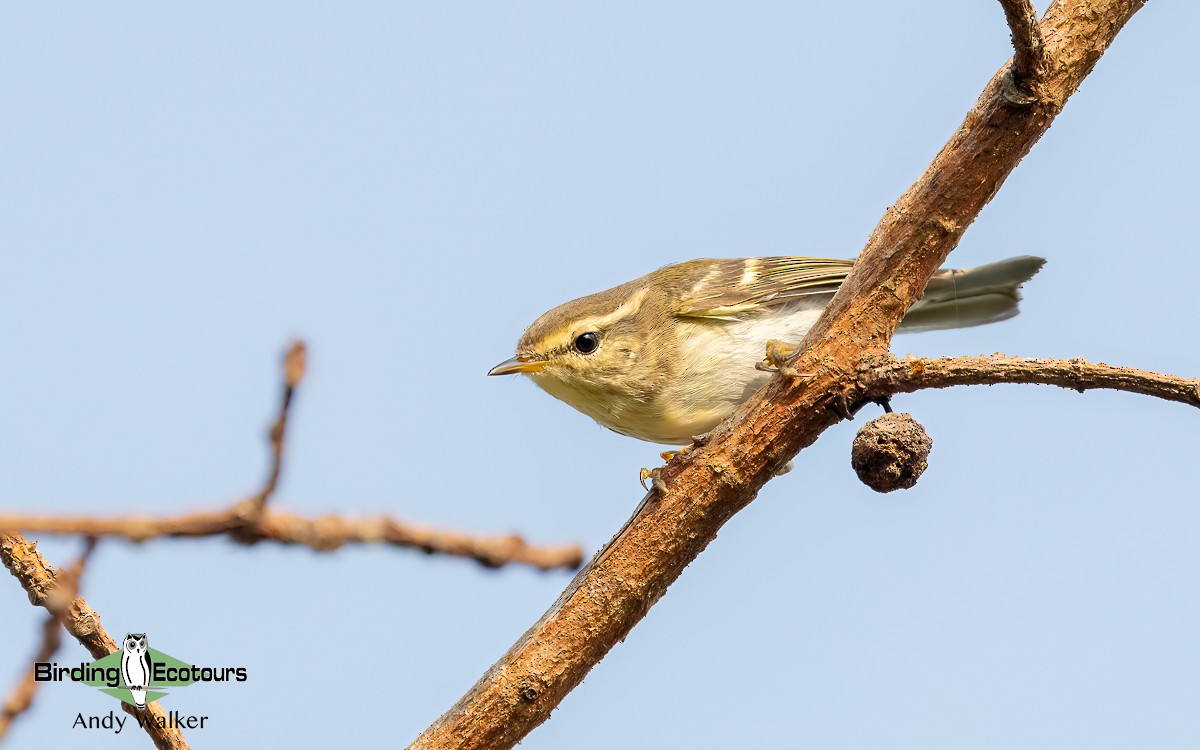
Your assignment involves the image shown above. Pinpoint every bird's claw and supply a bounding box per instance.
[639,449,683,492]
[828,393,894,421]
[757,340,812,380]
[639,467,667,494]
[830,391,854,421]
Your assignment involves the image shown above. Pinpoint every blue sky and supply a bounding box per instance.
[2,2,1197,748]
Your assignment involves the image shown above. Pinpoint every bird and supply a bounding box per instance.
[489,255,1044,446]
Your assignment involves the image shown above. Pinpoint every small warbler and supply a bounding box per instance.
[489,256,1044,445]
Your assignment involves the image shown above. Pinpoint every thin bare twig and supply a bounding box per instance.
[0,533,189,750]
[244,340,306,517]
[0,339,582,572]
[0,615,62,744]
[408,2,1147,748]
[0,538,97,742]
[999,0,1047,103]
[864,355,1200,407]
[0,510,583,571]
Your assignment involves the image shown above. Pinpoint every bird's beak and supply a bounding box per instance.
[487,354,548,376]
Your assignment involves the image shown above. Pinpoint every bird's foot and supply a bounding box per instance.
[756,340,812,380]
[639,466,668,493]
[829,391,855,421]
[828,393,894,422]
[639,451,682,492]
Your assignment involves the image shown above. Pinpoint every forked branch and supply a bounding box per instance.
[0,341,583,572]
[0,533,190,750]
[999,0,1047,102]
[408,2,1150,748]
[0,538,96,741]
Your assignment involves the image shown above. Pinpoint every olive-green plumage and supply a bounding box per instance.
[490,255,1045,444]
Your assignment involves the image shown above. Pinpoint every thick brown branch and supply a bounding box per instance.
[998,0,1046,102]
[797,1,1142,359]
[0,539,96,741]
[0,533,189,750]
[0,511,583,572]
[865,355,1200,408]
[409,2,1146,748]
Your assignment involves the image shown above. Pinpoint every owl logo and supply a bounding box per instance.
[120,633,152,710]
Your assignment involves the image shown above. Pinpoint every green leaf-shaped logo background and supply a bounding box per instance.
[97,687,169,706]
[83,647,197,706]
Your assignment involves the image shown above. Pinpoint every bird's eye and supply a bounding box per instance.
[573,332,600,354]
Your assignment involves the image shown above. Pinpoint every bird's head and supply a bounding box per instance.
[488,274,668,413]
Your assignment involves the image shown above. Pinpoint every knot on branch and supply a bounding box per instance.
[517,682,540,703]
[999,0,1046,106]
[851,413,932,493]
[1001,73,1040,106]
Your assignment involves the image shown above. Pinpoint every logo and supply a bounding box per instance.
[35,632,247,732]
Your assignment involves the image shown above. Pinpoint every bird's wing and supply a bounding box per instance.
[670,257,855,320]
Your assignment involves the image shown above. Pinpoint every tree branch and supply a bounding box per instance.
[0,510,583,572]
[0,339,583,572]
[408,1,1147,748]
[243,340,306,517]
[864,355,1200,408]
[998,0,1047,103]
[0,533,190,750]
[0,538,96,741]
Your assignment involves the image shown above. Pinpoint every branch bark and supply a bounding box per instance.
[864,355,1200,408]
[0,511,583,572]
[409,1,1149,748]
[243,340,306,517]
[0,539,96,741]
[0,533,189,750]
[998,0,1047,103]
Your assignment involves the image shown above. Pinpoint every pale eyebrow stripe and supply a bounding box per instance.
[572,286,651,332]
[534,286,652,352]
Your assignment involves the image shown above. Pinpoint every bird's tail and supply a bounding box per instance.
[898,255,1046,333]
